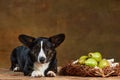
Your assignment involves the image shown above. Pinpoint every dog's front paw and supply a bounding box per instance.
[31,71,44,77]
[47,71,56,77]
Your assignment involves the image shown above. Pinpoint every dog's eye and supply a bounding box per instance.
[45,46,49,50]
[47,50,53,56]
[33,46,40,53]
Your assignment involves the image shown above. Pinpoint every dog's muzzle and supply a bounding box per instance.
[39,57,46,63]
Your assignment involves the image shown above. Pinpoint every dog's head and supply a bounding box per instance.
[18,34,65,63]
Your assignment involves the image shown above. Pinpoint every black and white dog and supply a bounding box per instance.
[10,33,65,77]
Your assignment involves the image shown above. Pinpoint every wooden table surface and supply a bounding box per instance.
[0,68,120,80]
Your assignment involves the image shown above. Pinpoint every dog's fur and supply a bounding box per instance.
[10,33,65,77]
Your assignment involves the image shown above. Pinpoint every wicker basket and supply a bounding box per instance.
[60,63,120,77]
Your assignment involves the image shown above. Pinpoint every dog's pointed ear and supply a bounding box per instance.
[49,33,65,48]
[18,34,35,47]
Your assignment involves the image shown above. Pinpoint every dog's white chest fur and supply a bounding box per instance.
[31,62,49,77]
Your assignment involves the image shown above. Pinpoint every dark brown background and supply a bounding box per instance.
[0,0,120,68]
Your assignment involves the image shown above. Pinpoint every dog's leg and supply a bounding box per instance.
[23,60,33,76]
[10,49,20,72]
[31,62,45,77]
[10,62,16,71]
[10,63,21,72]
[46,58,57,77]
[10,57,21,72]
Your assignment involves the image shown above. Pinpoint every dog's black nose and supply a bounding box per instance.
[39,57,45,63]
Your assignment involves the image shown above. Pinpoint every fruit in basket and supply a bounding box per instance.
[78,55,88,64]
[85,58,98,67]
[98,59,110,68]
[88,52,102,62]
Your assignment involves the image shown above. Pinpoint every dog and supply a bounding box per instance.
[10,33,65,77]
